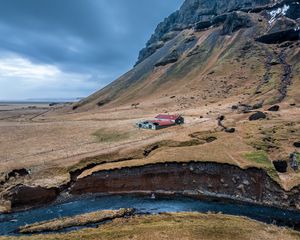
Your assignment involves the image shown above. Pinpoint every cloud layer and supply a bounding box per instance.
[0,0,182,100]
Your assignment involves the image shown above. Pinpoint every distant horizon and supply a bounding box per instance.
[0,0,183,100]
[0,97,82,103]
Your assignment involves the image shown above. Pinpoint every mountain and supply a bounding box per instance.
[74,0,300,111]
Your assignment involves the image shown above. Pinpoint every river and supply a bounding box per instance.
[1,195,300,235]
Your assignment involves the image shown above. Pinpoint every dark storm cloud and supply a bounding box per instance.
[0,0,183,77]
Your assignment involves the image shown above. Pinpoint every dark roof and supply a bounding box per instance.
[149,120,175,126]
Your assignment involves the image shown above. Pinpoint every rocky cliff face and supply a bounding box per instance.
[136,0,271,64]
[136,0,298,65]
[75,0,300,111]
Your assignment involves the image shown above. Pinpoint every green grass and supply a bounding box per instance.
[244,151,278,180]
[93,129,130,143]
[244,151,269,166]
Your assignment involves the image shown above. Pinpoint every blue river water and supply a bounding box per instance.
[0,195,300,235]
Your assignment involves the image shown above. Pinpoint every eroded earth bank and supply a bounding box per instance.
[3,161,300,214]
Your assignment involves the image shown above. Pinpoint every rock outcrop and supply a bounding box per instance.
[155,50,179,67]
[221,12,253,35]
[3,185,59,210]
[136,0,273,65]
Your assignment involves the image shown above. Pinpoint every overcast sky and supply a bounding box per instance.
[0,0,183,101]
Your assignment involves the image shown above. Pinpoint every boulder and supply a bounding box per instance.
[268,105,280,112]
[249,111,267,121]
[273,160,288,173]
[225,128,236,133]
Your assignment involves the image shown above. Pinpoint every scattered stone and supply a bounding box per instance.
[131,103,140,108]
[249,111,266,121]
[237,184,246,194]
[225,128,236,133]
[242,180,250,186]
[283,194,289,200]
[270,59,280,65]
[268,105,280,112]
[220,178,225,183]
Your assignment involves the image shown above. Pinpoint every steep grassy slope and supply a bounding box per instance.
[73,0,300,112]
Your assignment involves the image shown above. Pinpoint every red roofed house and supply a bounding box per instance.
[155,114,184,125]
[136,114,184,130]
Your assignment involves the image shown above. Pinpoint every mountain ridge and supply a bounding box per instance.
[74,0,300,112]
